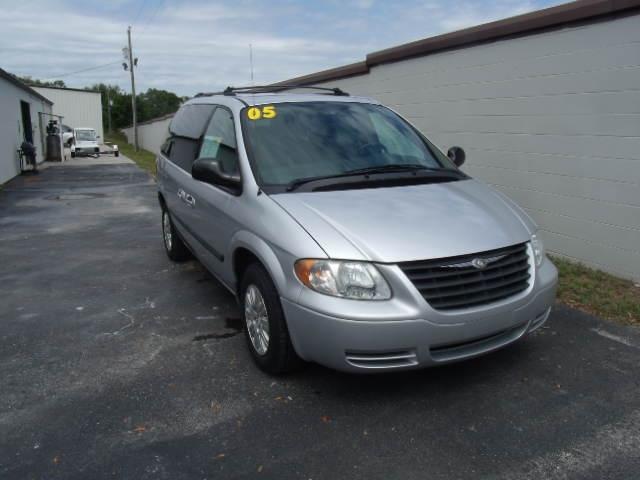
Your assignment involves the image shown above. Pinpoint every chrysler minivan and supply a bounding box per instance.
[156,86,558,374]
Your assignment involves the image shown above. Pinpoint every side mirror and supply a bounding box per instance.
[447,146,466,167]
[96,135,101,139]
[192,157,241,193]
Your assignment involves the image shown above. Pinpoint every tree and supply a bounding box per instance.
[137,88,182,123]
[88,84,182,131]
[87,83,130,132]
[15,75,66,88]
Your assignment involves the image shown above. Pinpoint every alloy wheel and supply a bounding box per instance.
[244,284,270,355]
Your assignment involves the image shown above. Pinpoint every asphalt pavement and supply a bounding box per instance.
[0,160,639,479]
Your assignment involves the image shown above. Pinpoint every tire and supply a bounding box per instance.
[70,151,75,158]
[240,263,301,374]
[115,151,119,157]
[161,208,190,262]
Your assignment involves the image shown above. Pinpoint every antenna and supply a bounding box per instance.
[249,43,254,86]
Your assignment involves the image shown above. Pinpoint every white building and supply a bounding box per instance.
[0,68,53,184]
[33,86,104,140]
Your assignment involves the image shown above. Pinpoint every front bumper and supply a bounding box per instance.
[73,147,100,155]
[282,257,558,372]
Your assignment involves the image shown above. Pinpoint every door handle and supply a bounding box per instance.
[177,189,196,207]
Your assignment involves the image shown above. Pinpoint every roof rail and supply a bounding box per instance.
[194,85,349,98]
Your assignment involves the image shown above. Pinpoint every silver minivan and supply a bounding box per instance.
[157,86,558,374]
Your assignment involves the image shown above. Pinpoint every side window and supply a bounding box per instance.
[199,108,239,175]
[166,104,215,172]
[160,124,172,156]
[169,138,200,172]
[160,138,172,156]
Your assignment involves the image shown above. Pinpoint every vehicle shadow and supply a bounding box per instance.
[288,338,535,403]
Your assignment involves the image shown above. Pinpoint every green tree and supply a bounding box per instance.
[86,84,130,132]
[15,75,66,88]
[88,84,182,131]
[137,88,182,123]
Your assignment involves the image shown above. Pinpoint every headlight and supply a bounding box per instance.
[294,259,391,300]
[531,233,545,267]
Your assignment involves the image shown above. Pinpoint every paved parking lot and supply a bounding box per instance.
[1,161,639,479]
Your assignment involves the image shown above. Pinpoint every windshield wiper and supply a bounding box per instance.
[286,172,359,191]
[286,164,462,192]
[344,164,438,175]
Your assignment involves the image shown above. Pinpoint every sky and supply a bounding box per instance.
[1,0,564,97]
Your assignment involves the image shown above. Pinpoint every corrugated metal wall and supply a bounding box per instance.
[0,80,52,183]
[122,115,173,156]
[34,87,104,140]
[312,13,640,280]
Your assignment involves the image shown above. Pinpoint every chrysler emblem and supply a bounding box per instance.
[471,258,488,269]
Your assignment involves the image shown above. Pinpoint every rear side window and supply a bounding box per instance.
[199,108,239,175]
[169,104,215,139]
[165,104,215,172]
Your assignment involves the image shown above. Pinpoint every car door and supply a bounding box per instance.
[184,106,242,278]
[159,104,215,241]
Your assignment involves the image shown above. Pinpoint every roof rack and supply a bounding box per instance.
[194,85,349,98]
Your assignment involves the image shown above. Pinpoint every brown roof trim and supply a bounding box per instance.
[279,0,640,86]
[0,67,54,104]
[273,61,369,87]
[33,85,101,94]
[367,0,640,66]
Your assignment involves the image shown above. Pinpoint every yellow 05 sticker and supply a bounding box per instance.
[247,105,277,120]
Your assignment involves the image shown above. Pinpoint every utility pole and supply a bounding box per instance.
[127,26,138,151]
[107,89,112,134]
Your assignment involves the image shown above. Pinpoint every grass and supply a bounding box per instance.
[105,131,157,177]
[553,256,640,326]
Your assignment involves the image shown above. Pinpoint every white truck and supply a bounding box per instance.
[70,128,119,158]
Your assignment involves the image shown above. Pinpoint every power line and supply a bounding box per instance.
[140,0,165,33]
[133,0,149,25]
[44,61,121,80]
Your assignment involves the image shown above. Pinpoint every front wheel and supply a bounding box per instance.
[241,263,301,374]
[161,208,190,262]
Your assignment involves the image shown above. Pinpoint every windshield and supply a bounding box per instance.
[241,102,455,186]
[76,130,96,141]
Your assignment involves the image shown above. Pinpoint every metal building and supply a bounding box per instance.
[0,68,53,184]
[33,86,104,141]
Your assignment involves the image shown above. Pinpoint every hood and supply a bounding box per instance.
[75,140,98,147]
[271,179,534,263]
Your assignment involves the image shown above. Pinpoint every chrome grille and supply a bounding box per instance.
[399,243,530,310]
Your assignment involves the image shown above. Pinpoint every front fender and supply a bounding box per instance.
[229,230,303,303]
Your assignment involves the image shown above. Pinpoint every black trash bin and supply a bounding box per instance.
[20,141,38,173]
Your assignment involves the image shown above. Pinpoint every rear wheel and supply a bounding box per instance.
[241,263,301,374]
[161,208,190,262]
